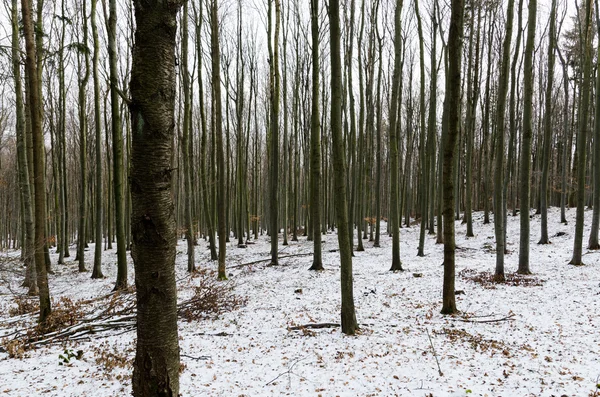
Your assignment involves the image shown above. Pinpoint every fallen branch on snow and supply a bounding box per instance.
[231,253,314,269]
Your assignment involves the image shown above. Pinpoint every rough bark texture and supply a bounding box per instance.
[329,0,358,335]
[441,0,465,315]
[130,1,182,395]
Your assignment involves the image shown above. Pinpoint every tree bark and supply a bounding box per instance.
[441,0,465,315]
[211,0,228,279]
[570,0,594,266]
[389,0,404,271]
[108,0,128,290]
[91,0,104,279]
[329,0,358,335]
[130,1,182,395]
[21,0,51,324]
[539,0,557,245]
[309,0,323,270]
[12,0,38,295]
[493,0,515,280]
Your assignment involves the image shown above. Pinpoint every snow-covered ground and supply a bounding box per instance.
[0,207,599,396]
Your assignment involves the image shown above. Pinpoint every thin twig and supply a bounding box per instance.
[231,253,313,269]
[426,328,443,376]
[288,322,340,330]
[453,313,516,324]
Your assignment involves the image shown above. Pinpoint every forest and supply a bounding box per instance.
[0,0,598,395]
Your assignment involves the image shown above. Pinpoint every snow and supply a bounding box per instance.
[1,207,599,396]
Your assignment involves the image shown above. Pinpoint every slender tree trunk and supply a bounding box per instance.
[181,3,196,272]
[77,0,91,273]
[22,0,51,324]
[415,0,429,255]
[441,0,465,315]
[267,0,281,266]
[12,0,38,295]
[539,0,557,245]
[517,0,537,274]
[570,0,594,266]
[309,0,323,270]
[211,0,228,279]
[329,0,358,335]
[588,0,600,249]
[374,14,384,248]
[389,0,404,271]
[91,0,104,279]
[108,0,128,290]
[493,0,515,280]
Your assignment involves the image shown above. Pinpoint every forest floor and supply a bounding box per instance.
[0,207,599,397]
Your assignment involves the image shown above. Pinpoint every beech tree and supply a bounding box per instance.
[129,0,182,394]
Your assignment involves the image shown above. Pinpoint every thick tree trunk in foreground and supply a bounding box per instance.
[130,1,182,395]
[441,0,465,315]
[329,0,358,335]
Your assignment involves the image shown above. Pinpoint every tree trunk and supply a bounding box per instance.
[130,1,182,395]
[211,0,228,279]
[389,0,403,271]
[21,0,51,324]
[588,0,600,249]
[309,0,323,270]
[517,0,537,274]
[12,0,38,295]
[77,0,91,273]
[441,0,465,315]
[570,0,594,266]
[267,0,281,266]
[539,0,557,245]
[493,0,515,280]
[329,0,358,335]
[108,0,128,290]
[181,3,196,272]
[91,0,104,279]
